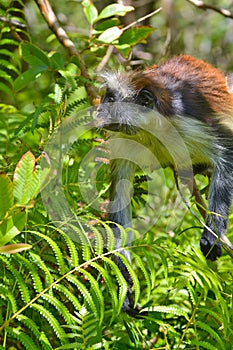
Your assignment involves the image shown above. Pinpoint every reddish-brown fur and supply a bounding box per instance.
[132,55,233,120]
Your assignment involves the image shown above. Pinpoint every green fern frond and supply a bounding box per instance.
[7,260,31,303]
[6,326,40,350]
[41,294,75,325]
[0,283,17,313]
[114,252,141,308]
[65,98,88,117]
[60,232,79,267]
[131,251,151,302]
[186,280,198,305]
[29,251,54,286]
[57,307,102,349]
[77,267,104,323]
[66,275,98,316]
[32,231,66,275]
[17,315,53,350]
[100,221,116,252]
[31,303,68,344]
[143,305,189,320]
[90,261,119,321]
[190,340,219,350]
[64,222,93,261]
[102,256,128,314]
[0,0,28,96]
[14,254,43,293]
[196,320,225,350]
[90,225,105,255]
[53,284,82,311]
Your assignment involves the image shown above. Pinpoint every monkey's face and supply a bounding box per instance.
[96,71,160,135]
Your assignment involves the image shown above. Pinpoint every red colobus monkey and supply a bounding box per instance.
[97,55,233,314]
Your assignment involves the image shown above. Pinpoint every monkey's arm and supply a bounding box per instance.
[201,159,233,260]
[109,158,139,313]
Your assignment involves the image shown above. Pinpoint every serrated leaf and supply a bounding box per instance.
[13,151,40,205]
[0,174,13,220]
[82,0,98,25]
[98,26,123,44]
[90,261,118,321]
[98,4,134,21]
[142,305,189,320]
[102,256,128,314]
[114,252,140,307]
[196,321,225,350]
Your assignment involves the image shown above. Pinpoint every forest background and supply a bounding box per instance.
[0,0,233,349]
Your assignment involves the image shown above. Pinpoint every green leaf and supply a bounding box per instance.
[98,26,123,43]
[49,52,65,70]
[82,0,98,25]
[13,151,40,205]
[0,212,26,245]
[142,305,189,320]
[196,321,225,350]
[94,18,120,33]
[31,303,67,342]
[14,65,48,91]
[0,174,13,220]
[21,42,50,67]
[102,256,128,314]
[115,43,131,58]
[98,4,134,20]
[119,26,155,46]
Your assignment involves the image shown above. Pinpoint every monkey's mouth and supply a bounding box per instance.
[103,122,138,135]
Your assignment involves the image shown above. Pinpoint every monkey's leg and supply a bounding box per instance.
[200,161,233,260]
[109,159,139,314]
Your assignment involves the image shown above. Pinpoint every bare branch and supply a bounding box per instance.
[96,45,115,73]
[186,0,233,19]
[34,0,98,102]
[123,7,162,31]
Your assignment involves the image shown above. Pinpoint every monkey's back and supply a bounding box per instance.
[135,55,233,125]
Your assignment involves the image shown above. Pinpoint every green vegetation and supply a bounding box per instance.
[0,0,232,348]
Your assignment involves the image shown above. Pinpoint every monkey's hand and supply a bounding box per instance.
[200,231,222,261]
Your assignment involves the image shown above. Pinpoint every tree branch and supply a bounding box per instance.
[186,0,233,19]
[34,0,98,102]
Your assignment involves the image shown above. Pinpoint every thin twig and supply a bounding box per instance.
[34,0,98,102]
[186,0,233,19]
[96,45,115,72]
[123,7,162,31]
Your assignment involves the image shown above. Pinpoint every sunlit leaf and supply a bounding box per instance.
[98,4,134,21]
[0,243,31,254]
[13,151,40,205]
[0,174,13,220]
[98,26,123,43]
[82,0,98,25]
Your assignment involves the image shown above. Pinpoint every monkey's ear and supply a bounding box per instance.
[226,73,233,93]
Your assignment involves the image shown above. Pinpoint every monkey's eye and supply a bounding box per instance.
[103,91,115,103]
[136,89,155,109]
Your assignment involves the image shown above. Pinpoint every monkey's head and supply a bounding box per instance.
[97,55,233,136]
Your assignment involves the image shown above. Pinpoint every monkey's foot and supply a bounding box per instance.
[122,290,148,318]
[200,236,222,261]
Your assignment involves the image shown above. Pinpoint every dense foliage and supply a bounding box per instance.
[0,0,232,349]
